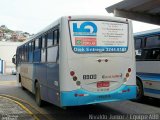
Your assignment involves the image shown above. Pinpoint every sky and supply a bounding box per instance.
[0,0,159,34]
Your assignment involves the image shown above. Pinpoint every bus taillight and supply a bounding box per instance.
[70,71,75,76]
[98,59,101,62]
[126,73,129,78]
[68,16,71,19]
[124,70,131,82]
[73,76,77,81]
[76,81,81,86]
[128,68,131,73]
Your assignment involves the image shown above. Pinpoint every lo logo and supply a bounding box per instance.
[73,22,97,35]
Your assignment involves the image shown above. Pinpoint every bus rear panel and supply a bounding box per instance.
[60,16,136,106]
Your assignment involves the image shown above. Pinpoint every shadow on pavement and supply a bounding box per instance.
[132,96,160,108]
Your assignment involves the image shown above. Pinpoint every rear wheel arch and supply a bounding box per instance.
[34,80,43,107]
[19,74,25,90]
[136,76,143,88]
[18,74,21,83]
[34,79,38,93]
[136,76,144,100]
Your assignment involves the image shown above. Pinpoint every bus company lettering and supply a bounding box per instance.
[75,37,97,46]
[73,21,97,36]
[102,74,122,79]
[74,47,85,52]
[83,74,97,80]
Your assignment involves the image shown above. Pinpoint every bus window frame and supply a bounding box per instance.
[46,28,60,63]
[136,48,160,61]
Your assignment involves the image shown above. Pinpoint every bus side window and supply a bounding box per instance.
[146,36,160,48]
[142,49,153,60]
[41,35,47,62]
[41,49,46,62]
[47,46,58,62]
[152,49,160,60]
[157,49,160,60]
[57,29,59,45]
[22,46,25,62]
[29,42,32,52]
[32,41,35,51]
[42,36,46,48]
[39,37,42,49]
[157,53,160,60]
[53,30,58,45]
[35,39,39,50]
[34,39,41,62]
[47,31,53,47]
[16,49,19,64]
[25,45,27,62]
[135,38,142,50]
[26,44,29,62]
[29,42,33,62]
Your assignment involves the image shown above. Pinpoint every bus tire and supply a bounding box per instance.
[19,75,25,90]
[136,78,144,101]
[35,82,43,107]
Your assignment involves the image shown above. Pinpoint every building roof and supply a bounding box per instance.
[106,0,160,25]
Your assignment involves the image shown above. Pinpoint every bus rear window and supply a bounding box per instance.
[69,21,128,53]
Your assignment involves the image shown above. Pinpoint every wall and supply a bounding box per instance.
[0,41,22,74]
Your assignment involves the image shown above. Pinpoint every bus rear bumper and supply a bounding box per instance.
[60,85,137,107]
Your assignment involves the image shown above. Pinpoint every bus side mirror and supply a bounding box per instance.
[12,58,16,64]
[12,55,16,64]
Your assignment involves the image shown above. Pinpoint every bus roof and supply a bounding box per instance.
[134,28,160,38]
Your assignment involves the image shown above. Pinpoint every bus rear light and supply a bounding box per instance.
[76,81,81,86]
[68,16,71,19]
[70,71,75,76]
[105,59,108,62]
[128,68,131,73]
[126,73,129,78]
[122,88,130,93]
[122,90,127,93]
[74,93,87,97]
[98,59,101,62]
[73,76,77,81]
[78,94,84,96]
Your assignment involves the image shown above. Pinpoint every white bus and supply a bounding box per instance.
[135,28,160,100]
[13,16,136,107]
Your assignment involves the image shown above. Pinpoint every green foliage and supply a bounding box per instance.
[3,29,13,33]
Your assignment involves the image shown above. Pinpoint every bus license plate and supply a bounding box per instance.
[97,81,110,88]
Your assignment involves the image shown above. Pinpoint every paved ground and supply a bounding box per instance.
[0,74,17,81]
[0,75,160,120]
[0,96,34,120]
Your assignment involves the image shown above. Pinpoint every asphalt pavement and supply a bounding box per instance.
[0,75,160,120]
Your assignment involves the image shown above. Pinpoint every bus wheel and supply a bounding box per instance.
[19,75,25,90]
[136,78,144,101]
[35,82,43,107]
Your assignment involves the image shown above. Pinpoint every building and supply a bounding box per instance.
[0,30,4,41]
[0,41,21,74]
